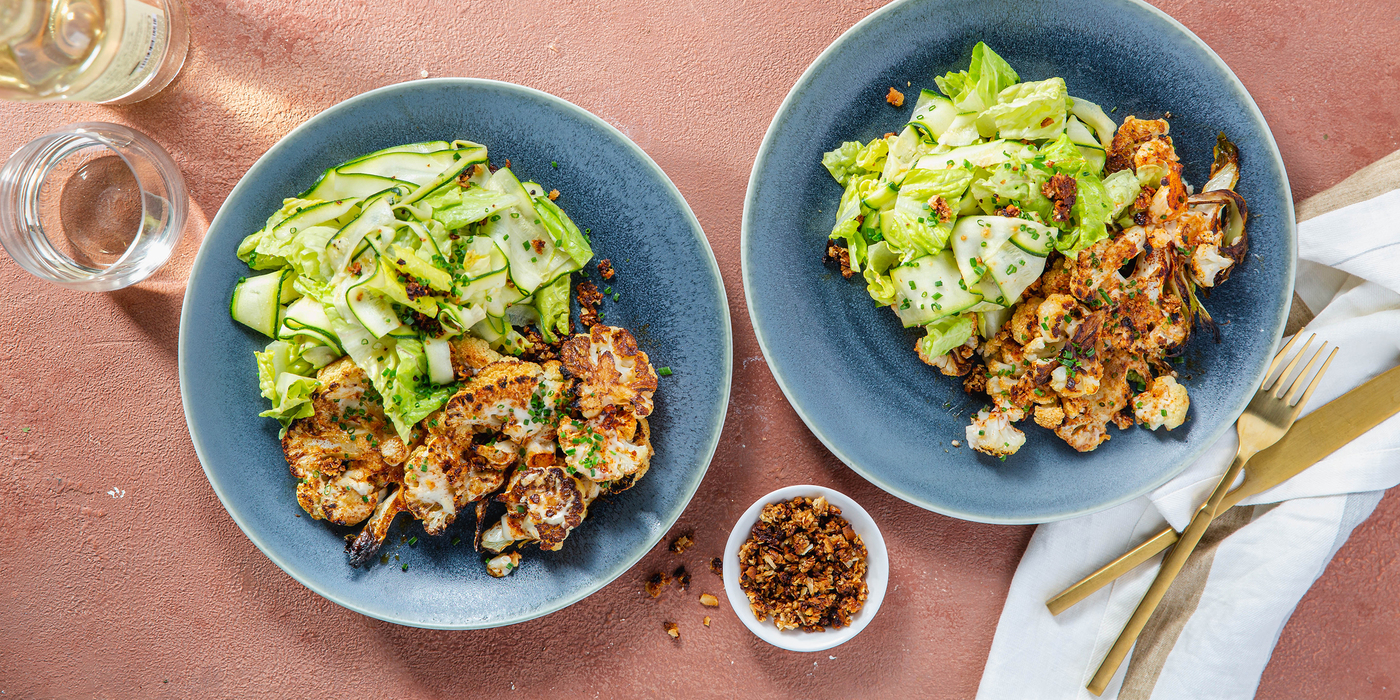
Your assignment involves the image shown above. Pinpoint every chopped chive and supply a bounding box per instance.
[658,367,673,376]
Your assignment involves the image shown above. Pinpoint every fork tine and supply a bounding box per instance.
[1290,346,1338,410]
[1270,334,1315,396]
[1284,342,1329,404]
[1265,333,1303,386]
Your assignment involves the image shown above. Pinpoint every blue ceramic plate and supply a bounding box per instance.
[743,0,1295,523]
[180,79,731,628]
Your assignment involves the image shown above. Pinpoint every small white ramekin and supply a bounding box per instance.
[722,484,889,652]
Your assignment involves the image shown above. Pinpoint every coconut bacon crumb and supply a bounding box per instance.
[669,532,694,554]
[737,495,869,632]
[645,571,671,598]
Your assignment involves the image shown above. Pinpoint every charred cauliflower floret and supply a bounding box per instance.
[918,335,977,376]
[560,325,658,419]
[1134,376,1190,430]
[1106,116,1169,174]
[437,358,542,441]
[485,551,522,578]
[400,434,508,536]
[1034,404,1066,429]
[966,409,1026,458]
[481,465,601,553]
[1190,245,1234,287]
[346,487,406,568]
[449,335,504,380]
[516,360,571,443]
[282,358,408,525]
[295,459,401,526]
[558,412,653,487]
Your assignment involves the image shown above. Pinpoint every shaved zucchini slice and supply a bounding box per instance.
[890,251,981,327]
[424,336,454,385]
[1069,97,1118,151]
[951,216,1016,285]
[482,168,578,294]
[938,113,982,147]
[986,242,1048,302]
[299,170,411,201]
[1008,220,1057,257]
[916,140,1035,172]
[339,147,487,187]
[907,92,957,142]
[231,269,295,337]
[279,296,343,353]
[345,271,403,338]
[341,141,454,167]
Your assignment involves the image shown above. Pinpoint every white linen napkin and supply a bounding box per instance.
[976,186,1400,700]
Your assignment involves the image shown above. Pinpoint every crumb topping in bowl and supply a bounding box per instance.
[737,495,869,632]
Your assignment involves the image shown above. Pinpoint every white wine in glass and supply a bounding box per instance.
[0,0,188,103]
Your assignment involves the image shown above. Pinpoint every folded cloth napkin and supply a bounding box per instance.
[977,153,1400,700]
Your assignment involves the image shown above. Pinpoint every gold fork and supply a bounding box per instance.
[1087,334,1337,695]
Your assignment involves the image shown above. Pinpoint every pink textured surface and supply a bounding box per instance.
[0,0,1397,697]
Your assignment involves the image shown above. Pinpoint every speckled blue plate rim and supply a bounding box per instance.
[179,78,733,628]
[740,0,1296,524]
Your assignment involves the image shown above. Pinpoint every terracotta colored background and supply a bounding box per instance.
[1,0,1398,697]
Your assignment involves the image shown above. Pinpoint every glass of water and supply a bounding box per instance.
[0,122,187,291]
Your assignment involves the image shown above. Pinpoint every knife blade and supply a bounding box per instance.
[1047,362,1400,616]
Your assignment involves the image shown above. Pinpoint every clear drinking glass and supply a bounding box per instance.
[0,121,186,291]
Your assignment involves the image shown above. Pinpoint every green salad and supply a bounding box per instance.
[230,140,591,440]
[822,43,1143,356]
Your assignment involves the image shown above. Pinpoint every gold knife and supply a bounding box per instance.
[1047,362,1400,616]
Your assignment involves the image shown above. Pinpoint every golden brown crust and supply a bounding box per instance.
[1107,116,1169,174]
[929,195,955,224]
[282,358,410,525]
[963,370,988,395]
[494,465,593,551]
[1033,404,1066,429]
[448,336,504,381]
[669,533,694,554]
[560,325,659,419]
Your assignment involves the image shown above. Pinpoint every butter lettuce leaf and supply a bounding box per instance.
[935,42,1019,112]
[918,314,976,360]
[984,77,1069,141]
[534,272,573,343]
[255,340,319,437]
[822,141,865,186]
[881,168,974,259]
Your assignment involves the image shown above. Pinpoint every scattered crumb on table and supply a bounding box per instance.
[670,532,694,554]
